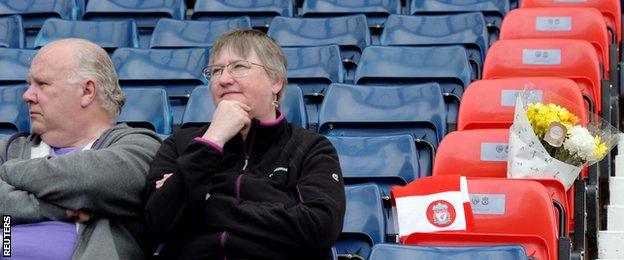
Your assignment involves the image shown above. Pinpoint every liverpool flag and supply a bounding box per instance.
[391,176,473,240]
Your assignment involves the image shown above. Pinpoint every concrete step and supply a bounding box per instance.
[616,155,624,177]
[610,177,624,205]
[607,205,624,231]
[598,231,624,259]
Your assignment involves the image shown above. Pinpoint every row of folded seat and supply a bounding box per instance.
[0,0,513,47]
[331,2,623,260]
[1,1,623,259]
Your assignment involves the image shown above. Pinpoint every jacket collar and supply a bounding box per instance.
[223,109,288,155]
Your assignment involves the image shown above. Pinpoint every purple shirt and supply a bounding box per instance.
[6,146,84,259]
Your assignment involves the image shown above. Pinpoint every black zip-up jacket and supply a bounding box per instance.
[144,113,346,259]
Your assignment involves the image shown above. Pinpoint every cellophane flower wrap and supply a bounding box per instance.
[507,88,619,190]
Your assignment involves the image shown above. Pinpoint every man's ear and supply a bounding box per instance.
[80,79,97,108]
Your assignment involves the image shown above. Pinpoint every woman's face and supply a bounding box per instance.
[209,48,282,120]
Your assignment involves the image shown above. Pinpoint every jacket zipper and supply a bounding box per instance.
[236,132,255,199]
[226,132,255,259]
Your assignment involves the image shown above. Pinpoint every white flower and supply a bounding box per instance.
[563,126,598,161]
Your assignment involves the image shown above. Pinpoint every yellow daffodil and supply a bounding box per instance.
[526,103,580,138]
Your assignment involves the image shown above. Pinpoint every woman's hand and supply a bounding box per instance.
[202,100,251,147]
[155,173,173,189]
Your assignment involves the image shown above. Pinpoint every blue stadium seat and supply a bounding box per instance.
[355,45,471,132]
[83,0,186,48]
[283,45,344,130]
[380,13,488,80]
[338,183,386,260]
[267,15,370,74]
[0,15,24,48]
[181,84,308,129]
[0,48,37,87]
[408,0,509,45]
[0,0,76,48]
[180,86,214,128]
[192,0,294,30]
[318,83,446,177]
[112,47,208,125]
[149,17,252,48]
[280,84,308,129]
[283,45,344,96]
[327,134,419,194]
[300,0,401,30]
[118,87,173,136]
[0,86,30,135]
[369,244,528,260]
[34,18,140,53]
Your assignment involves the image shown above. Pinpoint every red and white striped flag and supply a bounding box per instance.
[391,176,473,240]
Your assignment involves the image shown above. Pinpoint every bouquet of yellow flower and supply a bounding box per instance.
[507,89,618,190]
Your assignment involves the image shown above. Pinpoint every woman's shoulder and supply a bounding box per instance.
[286,124,333,149]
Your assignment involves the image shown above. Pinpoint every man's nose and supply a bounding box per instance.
[23,86,36,103]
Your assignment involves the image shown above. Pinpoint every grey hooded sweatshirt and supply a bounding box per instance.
[0,124,161,259]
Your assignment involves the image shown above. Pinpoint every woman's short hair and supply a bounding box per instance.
[209,29,288,101]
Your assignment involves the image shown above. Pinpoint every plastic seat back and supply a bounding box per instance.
[192,0,294,30]
[0,0,75,47]
[34,18,140,53]
[268,15,370,67]
[433,129,508,179]
[355,45,471,131]
[328,134,419,194]
[0,15,24,48]
[318,83,446,177]
[0,48,37,87]
[113,47,208,97]
[118,87,173,135]
[83,0,186,48]
[149,17,252,48]
[380,13,488,81]
[500,7,611,79]
[458,78,588,131]
[0,86,29,135]
[338,183,386,260]
[403,178,559,260]
[300,0,401,29]
[369,243,528,260]
[483,39,602,114]
[283,45,344,96]
[113,47,208,124]
[409,0,509,44]
[521,0,621,44]
[84,0,185,27]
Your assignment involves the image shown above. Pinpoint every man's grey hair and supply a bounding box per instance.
[53,39,125,117]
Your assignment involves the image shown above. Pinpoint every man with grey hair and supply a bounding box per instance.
[0,38,161,259]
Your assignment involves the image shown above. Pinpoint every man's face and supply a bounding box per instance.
[23,46,83,136]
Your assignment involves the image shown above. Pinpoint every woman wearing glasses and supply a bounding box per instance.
[143,29,345,259]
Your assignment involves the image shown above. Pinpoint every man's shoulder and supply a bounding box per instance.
[0,133,36,161]
[101,124,162,146]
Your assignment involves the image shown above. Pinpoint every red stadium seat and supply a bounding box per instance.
[403,177,560,260]
[483,39,602,115]
[500,7,611,79]
[521,0,621,45]
[458,78,588,131]
[432,129,571,235]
